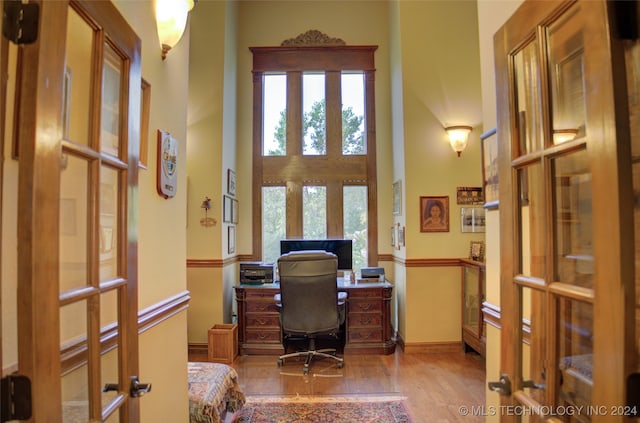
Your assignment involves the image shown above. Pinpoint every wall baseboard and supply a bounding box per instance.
[188,343,209,356]
[401,341,462,354]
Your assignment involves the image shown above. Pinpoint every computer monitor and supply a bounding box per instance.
[280,239,353,270]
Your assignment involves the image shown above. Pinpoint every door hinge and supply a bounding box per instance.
[2,0,39,45]
[1,375,32,422]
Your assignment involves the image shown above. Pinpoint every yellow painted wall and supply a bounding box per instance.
[476,0,524,416]
[235,0,394,259]
[113,1,192,420]
[186,0,238,342]
[393,0,483,344]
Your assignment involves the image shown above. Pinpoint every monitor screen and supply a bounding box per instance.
[280,239,353,270]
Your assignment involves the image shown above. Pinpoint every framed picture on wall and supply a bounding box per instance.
[228,226,236,254]
[227,169,236,196]
[481,128,499,209]
[393,180,402,216]
[420,196,449,232]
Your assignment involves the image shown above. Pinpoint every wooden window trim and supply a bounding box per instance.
[251,43,378,265]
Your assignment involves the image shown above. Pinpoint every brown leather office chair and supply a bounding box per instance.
[274,250,346,374]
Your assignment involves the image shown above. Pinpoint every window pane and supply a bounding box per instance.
[552,149,592,287]
[344,186,367,272]
[557,297,593,413]
[341,73,366,154]
[303,185,326,238]
[519,164,546,277]
[262,186,286,264]
[101,44,122,157]
[263,74,286,156]
[547,3,586,144]
[303,73,326,155]
[513,41,542,155]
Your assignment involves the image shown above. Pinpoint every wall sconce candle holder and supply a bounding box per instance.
[445,125,473,157]
[200,196,216,227]
[155,0,196,60]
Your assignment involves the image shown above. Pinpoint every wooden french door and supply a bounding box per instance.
[15,1,142,421]
[494,0,636,421]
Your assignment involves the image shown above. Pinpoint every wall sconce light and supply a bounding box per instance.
[445,125,473,157]
[200,196,216,227]
[155,0,196,60]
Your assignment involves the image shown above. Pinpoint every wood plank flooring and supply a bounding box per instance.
[189,348,487,422]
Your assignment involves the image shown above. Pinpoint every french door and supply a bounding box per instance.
[13,1,142,421]
[495,0,635,421]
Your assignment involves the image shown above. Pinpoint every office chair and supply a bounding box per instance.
[274,250,347,374]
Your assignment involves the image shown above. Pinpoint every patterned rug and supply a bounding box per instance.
[232,395,413,423]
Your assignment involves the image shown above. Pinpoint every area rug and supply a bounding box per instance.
[232,395,413,423]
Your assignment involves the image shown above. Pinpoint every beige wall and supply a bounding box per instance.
[392,0,483,345]
[476,0,524,419]
[114,1,192,420]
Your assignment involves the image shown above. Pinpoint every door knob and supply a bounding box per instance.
[522,379,545,390]
[129,376,152,398]
[488,374,512,396]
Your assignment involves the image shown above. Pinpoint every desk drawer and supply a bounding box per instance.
[246,290,279,300]
[245,329,282,343]
[346,288,381,299]
[245,314,280,329]
[347,300,382,313]
[246,302,279,313]
[348,328,383,343]
[348,313,382,328]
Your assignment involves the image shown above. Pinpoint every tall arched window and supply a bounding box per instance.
[251,31,378,271]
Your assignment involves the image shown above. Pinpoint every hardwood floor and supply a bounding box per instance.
[189,347,487,422]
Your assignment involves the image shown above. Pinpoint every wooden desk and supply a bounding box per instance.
[234,279,395,355]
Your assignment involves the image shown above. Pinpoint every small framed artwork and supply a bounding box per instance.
[228,226,236,254]
[223,195,233,223]
[156,129,178,199]
[461,207,486,233]
[420,196,449,232]
[397,224,405,248]
[139,78,151,169]
[227,169,236,196]
[391,226,396,247]
[392,180,402,216]
[456,186,484,205]
[481,128,499,209]
[469,241,485,262]
[231,198,239,224]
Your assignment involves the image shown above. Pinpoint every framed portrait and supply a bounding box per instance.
[392,180,402,216]
[461,207,486,233]
[469,241,485,262]
[223,195,233,223]
[156,129,178,199]
[397,224,405,248]
[481,128,499,209]
[227,169,236,196]
[420,196,449,232]
[228,226,236,254]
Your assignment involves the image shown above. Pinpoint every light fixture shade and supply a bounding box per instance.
[445,125,472,157]
[155,0,191,60]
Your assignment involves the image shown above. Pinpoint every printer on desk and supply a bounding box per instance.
[359,266,385,281]
[240,262,275,285]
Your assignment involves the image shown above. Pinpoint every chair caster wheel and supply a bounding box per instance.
[277,359,283,367]
[337,362,344,369]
